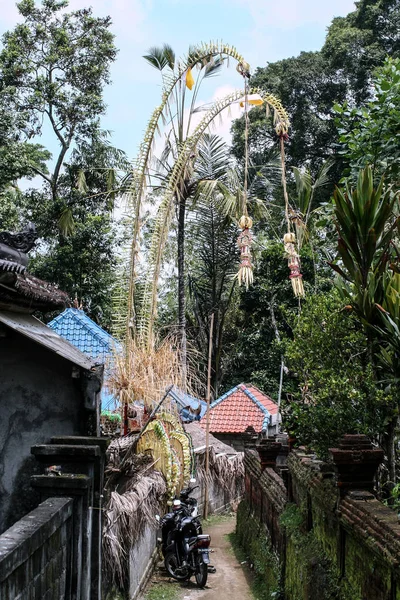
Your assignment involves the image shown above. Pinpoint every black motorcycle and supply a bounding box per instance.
[157,494,211,587]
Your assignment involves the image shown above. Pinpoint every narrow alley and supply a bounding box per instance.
[143,516,254,600]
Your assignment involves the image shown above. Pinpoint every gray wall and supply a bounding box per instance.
[129,526,158,600]
[0,497,73,600]
[0,329,86,533]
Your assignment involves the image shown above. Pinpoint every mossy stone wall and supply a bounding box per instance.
[239,449,400,600]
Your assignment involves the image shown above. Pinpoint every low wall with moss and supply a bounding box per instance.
[239,449,400,600]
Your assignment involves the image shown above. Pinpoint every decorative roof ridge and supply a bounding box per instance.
[242,387,270,416]
[242,387,271,432]
[210,385,239,408]
[246,382,275,402]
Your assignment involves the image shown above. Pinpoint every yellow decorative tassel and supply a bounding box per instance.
[186,68,194,90]
[237,216,254,290]
[284,232,305,298]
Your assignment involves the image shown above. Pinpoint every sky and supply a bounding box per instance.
[0,0,357,166]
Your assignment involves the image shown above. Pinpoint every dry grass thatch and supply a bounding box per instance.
[103,441,167,589]
[195,446,245,501]
[108,334,204,408]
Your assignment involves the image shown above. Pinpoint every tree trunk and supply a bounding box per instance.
[177,194,187,382]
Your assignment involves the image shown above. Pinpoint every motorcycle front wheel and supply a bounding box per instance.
[195,559,208,588]
[164,552,190,581]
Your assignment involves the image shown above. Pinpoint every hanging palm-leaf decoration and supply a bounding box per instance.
[279,133,305,298]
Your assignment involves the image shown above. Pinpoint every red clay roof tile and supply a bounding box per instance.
[200,383,278,434]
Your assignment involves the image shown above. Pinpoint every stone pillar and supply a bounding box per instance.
[256,437,282,471]
[31,474,92,600]
[50,437,109,600]
[329,434,384,497]
[31,438,109,600]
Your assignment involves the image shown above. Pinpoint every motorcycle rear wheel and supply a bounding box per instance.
[195,560,208,588]
[164,552,190,581]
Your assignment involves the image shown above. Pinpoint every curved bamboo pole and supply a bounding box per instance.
[120,43,248,341]
[136,88,290,347]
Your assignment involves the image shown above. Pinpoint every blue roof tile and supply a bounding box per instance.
[48,308,119,364]
[48,309,121,408]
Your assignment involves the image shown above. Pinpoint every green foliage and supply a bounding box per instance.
[26,131,128,326]
[235,500,283,600]
[0,96,50,200]
[323,0,400,102]
[331,166,399,374]
[0,0,117,219]
[144,583,179,600]
[334,58,400,185]
[1,0,116,143]
[284,291,393,459]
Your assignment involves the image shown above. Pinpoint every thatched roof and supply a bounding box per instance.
[184,421,237,455]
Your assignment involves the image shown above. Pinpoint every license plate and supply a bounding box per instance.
[200,550,210,564]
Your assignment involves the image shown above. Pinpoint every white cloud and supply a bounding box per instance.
[67,0,151,42]
[232,0,356,30]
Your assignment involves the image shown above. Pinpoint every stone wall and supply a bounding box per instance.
[0,329,97,533]
[239,445,400,600]
[0,497,73,600]
[0,436,108,600]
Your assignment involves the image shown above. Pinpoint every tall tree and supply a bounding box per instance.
[28,130,129,326]
[0,0,117,228]
[334,57,400,186]
[231,0,400,183]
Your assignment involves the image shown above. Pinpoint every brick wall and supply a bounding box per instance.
[0,497,73,600]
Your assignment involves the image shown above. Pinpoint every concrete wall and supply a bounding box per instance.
[0,329,87,533]
[0,497,73,600]
[129,525,158,600]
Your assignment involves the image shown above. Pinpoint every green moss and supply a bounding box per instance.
[234,500,283,599]
[280,505,357,600]
[144,582,180,600]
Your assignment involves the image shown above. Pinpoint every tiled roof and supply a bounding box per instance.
[0,311,94,371]
[168,387,207,422]
[200,383,278,434]
[48,308,118,364]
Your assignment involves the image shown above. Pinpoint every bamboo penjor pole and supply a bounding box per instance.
[204,313,214,519]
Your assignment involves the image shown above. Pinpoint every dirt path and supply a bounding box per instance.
[144,515,254,600]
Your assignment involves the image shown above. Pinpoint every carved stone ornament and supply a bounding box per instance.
[0,223,37,253]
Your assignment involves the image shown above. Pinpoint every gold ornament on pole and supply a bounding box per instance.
[236,73,255,289]
[279,135,305,298]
